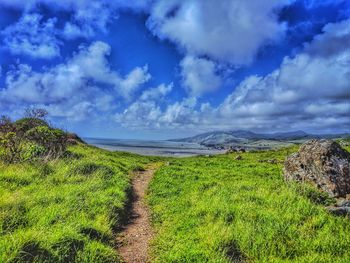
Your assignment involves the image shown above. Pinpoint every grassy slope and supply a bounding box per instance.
[0,144,152,262]
[148,145,350,263]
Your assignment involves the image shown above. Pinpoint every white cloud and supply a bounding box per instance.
[180,55,221,96]
[1,13,60,59]
[63,22,95,39]
[147,0,292,65]
[214,19,350,131]
[115,19,350,133]
[0,41,150,120]
[0,0,152,40]
[115,83,175,128]
[0,0,151,11]
[119,66,151,100]
[140,83,173,101]
[116,93,203,130]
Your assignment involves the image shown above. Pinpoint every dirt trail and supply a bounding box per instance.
[116,168,155,263]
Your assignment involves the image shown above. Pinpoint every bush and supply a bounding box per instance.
[0,116,13,134]
[25,126,67,160]
[0,112,68,163]
[14,118,49,136]
[21,143,46,161]
[0,132,22,163]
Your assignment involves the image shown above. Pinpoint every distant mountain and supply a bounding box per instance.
[170,130,349,147]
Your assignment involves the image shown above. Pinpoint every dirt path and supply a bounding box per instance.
[116,168,155,263]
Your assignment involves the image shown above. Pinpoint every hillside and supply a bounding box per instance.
[0,115,157,261]
[171,130,350,148]
[0,143,154,262]
[2,115,350,262]
[148,144,350,262]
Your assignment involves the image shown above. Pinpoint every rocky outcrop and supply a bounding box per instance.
[284,139,350,198]
[66,133,85,145]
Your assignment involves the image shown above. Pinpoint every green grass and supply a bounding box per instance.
[148,146,350,262]
[0,144,152,262]
[2,141,350,262]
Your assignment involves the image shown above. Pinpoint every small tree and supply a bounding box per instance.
[14,118,49,137]
[24,108,48,120]
[25,126,67,160]
[0,116,22,162]
[0,110,69,163]
[0,132,22,163]
[0,115,13,134]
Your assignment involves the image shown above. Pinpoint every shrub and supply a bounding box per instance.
[24,107,48,119]
[0,132,22,163]
[14,118,49,137]
[0,116,13,134]
[25,126,67,160]
[0,112,68,163]
[21,143,46,161]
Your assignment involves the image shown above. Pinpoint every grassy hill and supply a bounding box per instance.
[0,144,153,262]
[1,115,350,262]
[148,145,350,262]
[0,145,156,262]
[0,114,159,262]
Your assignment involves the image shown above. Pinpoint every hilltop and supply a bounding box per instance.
[170,130,350,149]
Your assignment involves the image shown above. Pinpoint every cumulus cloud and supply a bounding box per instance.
[1,0,348,133]
[115,83,173,128]
[140,83,173,101]
[0,0,293,63]
[0,0,151,11]
[116,97,200,130]
[1,13,60,59]
[180,56,222,96]
[147,0,292,65]
[0,0,152,40]
[215,19,350,131]
[115,18,350,133]
[0,41,150,120]
[119,66,151,100]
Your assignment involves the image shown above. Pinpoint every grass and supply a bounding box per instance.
[148,145,350,262]
[1,140,350,262]
[0,144,153,262]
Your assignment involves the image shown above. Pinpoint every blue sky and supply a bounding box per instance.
[0,0,349,139]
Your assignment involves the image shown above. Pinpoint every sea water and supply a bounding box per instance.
[84,138,225,157]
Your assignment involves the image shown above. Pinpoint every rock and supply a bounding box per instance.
[66,133,85,145]
[283,139,350,198]
[235,155,242,160]
[327,206,350,217]
[336,198,350,207]
[238,148,246,153]
[226,148,237,154]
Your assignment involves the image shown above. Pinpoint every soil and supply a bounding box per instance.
[116,168,155,263]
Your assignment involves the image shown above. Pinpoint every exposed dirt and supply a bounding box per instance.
[116,168,155,263]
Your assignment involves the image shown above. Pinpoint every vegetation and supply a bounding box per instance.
[148,146,350,262]
[1,111,350,262]
[0,112,67,163]
[0,110,155,262]
[0,144,152,262]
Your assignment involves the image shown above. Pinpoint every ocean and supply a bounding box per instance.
[84,138,225,157]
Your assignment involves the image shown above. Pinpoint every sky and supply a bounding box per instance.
[0,0,349,139]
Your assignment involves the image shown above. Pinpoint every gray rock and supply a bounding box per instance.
[327,206,350,217]
[283,139,350,198]
[336,198,350,207]
[235,155,242,160]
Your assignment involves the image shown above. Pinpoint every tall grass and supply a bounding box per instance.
[148,146,350,262]
[0,144,151,262]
